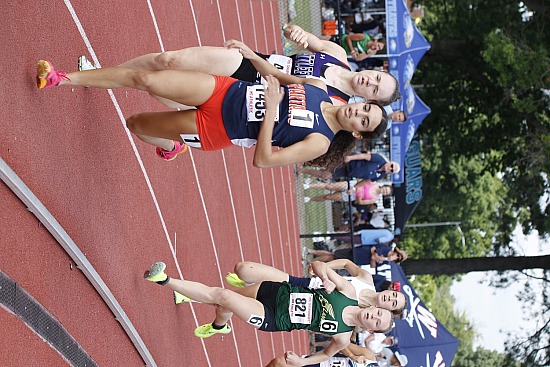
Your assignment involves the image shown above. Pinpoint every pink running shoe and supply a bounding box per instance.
[36,60,70,89]
[156,141,188,161]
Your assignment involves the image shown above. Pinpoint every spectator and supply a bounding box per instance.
[304,182,392,204]
[340,33,385,61]
[377,348,409,367]
[300,152,400,183]
[383,106,407,130]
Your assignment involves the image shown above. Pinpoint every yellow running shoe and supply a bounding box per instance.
[143,262,168,283]
[225,272,245,288]
[174,291,192,304]
[194,323,231,338]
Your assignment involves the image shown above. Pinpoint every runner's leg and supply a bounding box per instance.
[118,46,244,76]
[234,261,290,284]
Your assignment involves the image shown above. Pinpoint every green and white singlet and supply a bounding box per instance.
[274,282,358,334]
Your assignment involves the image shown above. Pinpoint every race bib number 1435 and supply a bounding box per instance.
[246,85,280,123]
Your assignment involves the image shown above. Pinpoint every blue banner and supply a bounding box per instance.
[392,135,423,237]
[383,263,460,367]
[385,0,431,184]
[389,90,430,184]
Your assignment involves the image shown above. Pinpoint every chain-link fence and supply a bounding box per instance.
[276,0,395,267]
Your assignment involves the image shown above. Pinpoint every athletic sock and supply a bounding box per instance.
[156,276,171,286]
[289,275,312,288]
[212,323,226,330]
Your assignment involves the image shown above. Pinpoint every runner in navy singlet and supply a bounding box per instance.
[38,40,388,169]
[103,25,400,107]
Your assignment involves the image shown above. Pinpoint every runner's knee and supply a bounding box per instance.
[211,287,233,305]
[126,113,145,134]
[234,261,252,277]
[130,70,155,91]
[155,50,188,70]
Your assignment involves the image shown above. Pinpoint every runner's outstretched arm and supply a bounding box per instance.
[283,24,348,63]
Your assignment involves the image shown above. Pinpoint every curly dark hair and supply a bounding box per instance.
[306,103,388,171]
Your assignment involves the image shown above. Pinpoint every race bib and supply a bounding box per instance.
[319,319,339,333]
[179,134,201,149]
[289,109,315,129]
[328,358,347,367]
[257,55,293,84]
[289,293,313,324]
[246,85,280,123]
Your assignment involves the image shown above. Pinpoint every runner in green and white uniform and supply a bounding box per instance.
[143,260,393,367]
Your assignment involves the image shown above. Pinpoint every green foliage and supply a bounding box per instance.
[400,1,550,365]
[409,0,550,251]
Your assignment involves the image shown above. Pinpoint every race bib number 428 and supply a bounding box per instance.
[246,85,280,123]
[289,293,313,324]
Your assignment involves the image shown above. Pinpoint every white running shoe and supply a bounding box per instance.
[78,55,96,71]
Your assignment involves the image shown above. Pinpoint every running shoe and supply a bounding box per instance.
[36,60,70,89]
[156,141,188,161]
[174,291,192,304]
[78,55,96,71]
[194,323,231,338]
[143,262,168,283]
[225,272,245,288]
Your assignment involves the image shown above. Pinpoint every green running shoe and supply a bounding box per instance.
[225,272,245,288]
[194,323,231,338]
[144,262,168,283]
[174,291,192,304]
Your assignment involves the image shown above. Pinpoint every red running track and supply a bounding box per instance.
[0,0,306,366]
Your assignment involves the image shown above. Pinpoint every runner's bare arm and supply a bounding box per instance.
[252,76,330,168]
[225,40,304,85]
[254,131,330,168]
[283,25,348,63]
[325,259,374,284]
[311,262,356,298]
[284,333,351,366]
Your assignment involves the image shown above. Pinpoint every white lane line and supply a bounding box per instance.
[270,172,287,273]
[215,1,263,362]
[146,0,164,52]
[269,1,281,54]
[64,1,211,365]
[259,1,269,52]
[241,150,263,264]
[233,0,244,41]
[279,167,301,351]
[285,165,304,352]
[188,0,202,46]
[248,1,259,51]
[259,169,282,353]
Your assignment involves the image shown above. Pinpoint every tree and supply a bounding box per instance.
[412,0,550,250]
[401,1,550,365]
[401,255,550,275]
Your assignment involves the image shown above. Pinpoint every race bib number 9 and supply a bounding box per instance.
[246,85,280,123]
[289,293,313,324]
